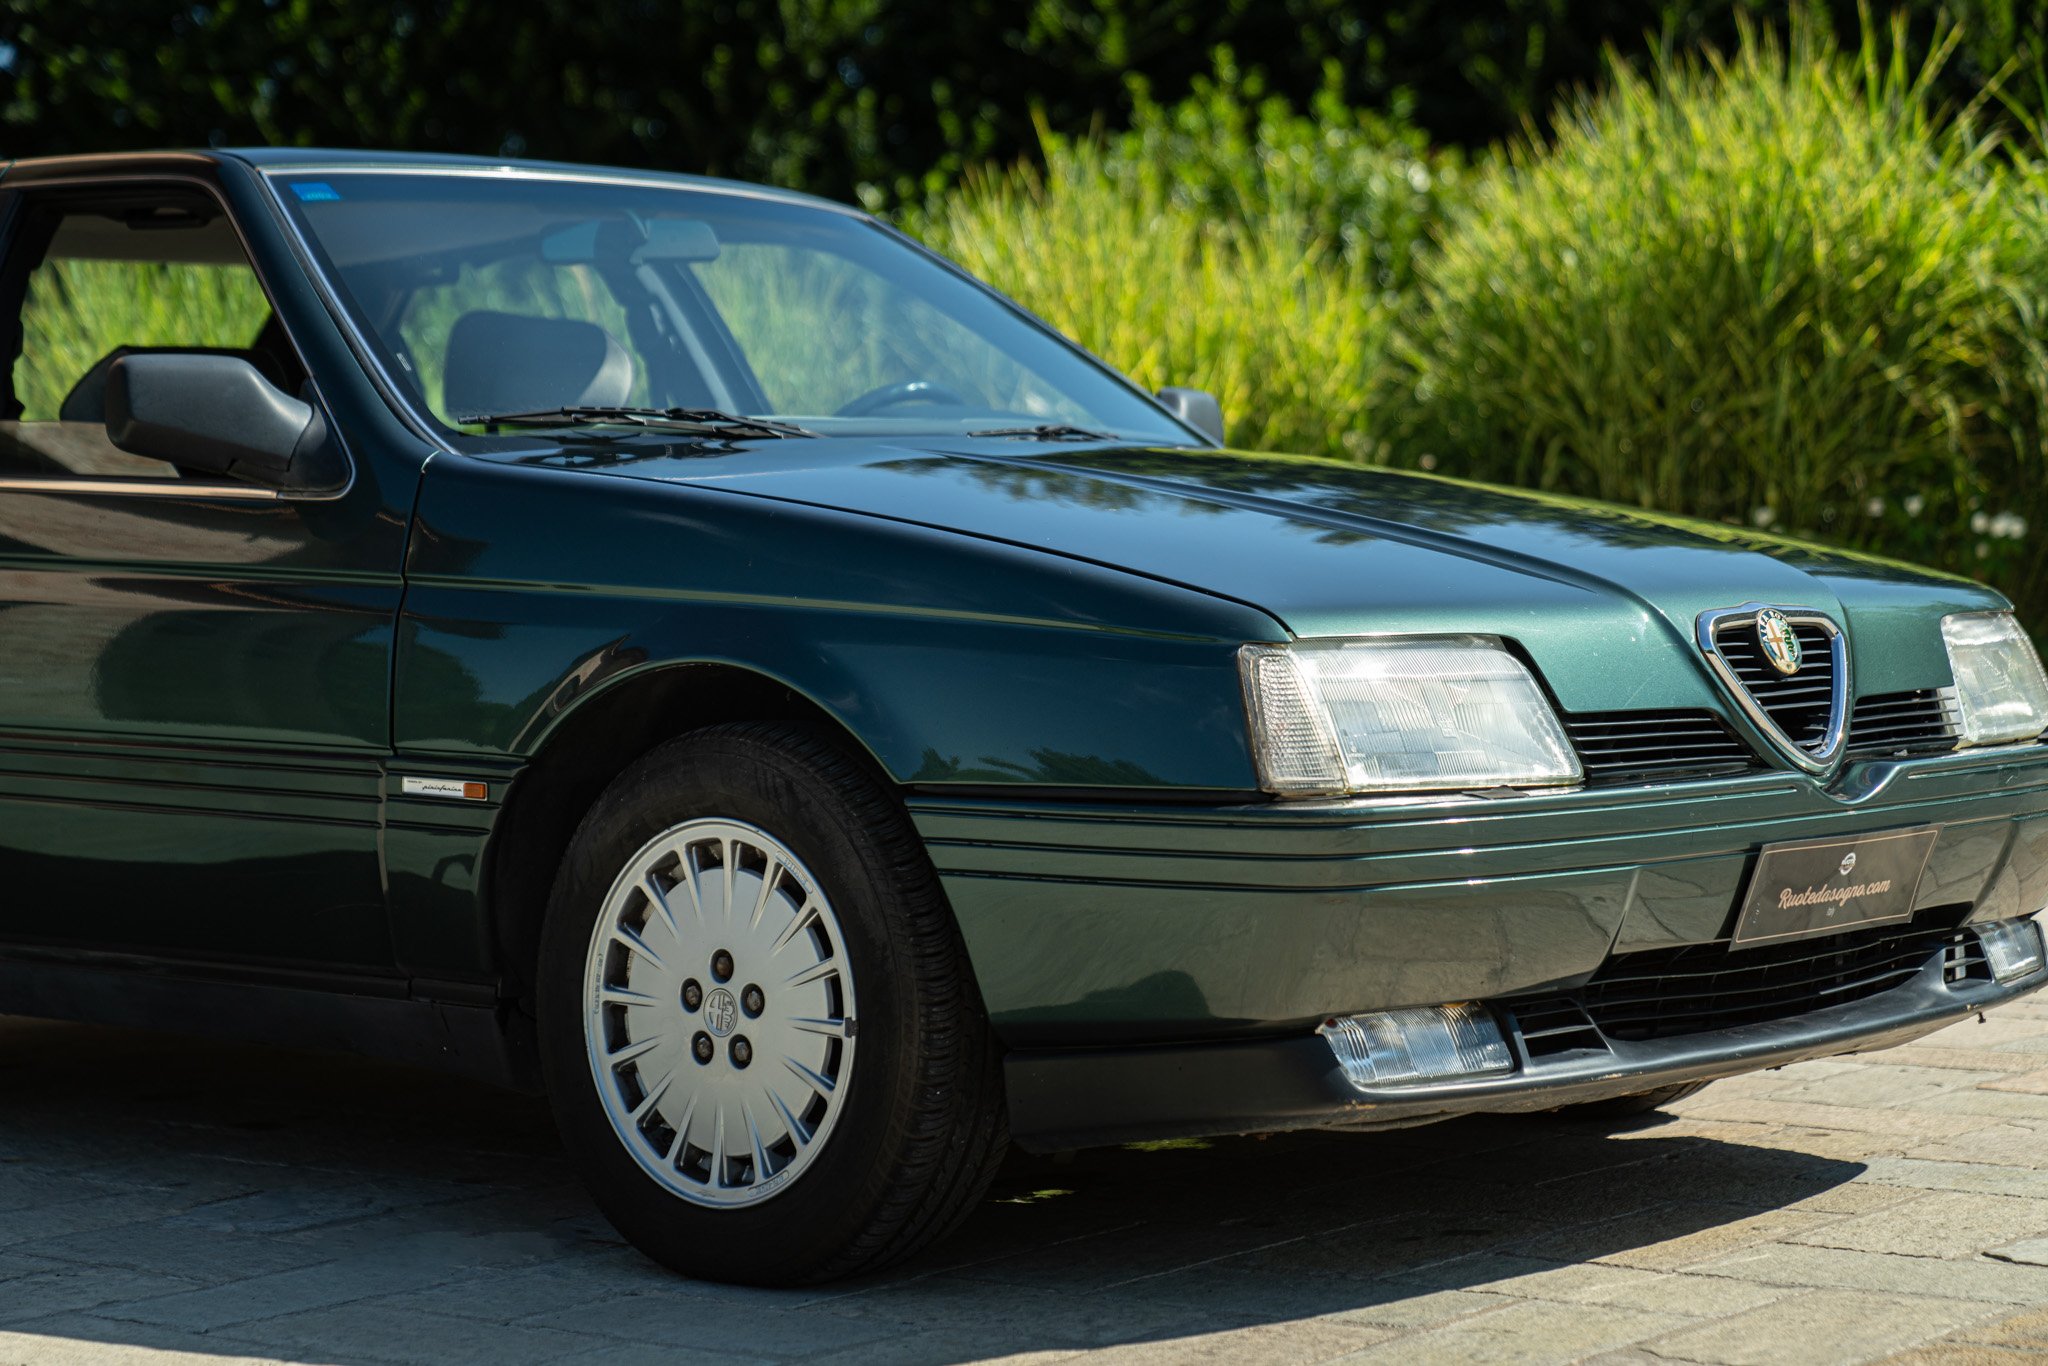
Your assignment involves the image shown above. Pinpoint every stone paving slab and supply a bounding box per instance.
[2,1011,2048,1364]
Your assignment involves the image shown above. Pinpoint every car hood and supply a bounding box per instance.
[494,436,2003,713]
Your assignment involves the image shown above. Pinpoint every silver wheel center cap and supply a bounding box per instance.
[704,986,738,1037]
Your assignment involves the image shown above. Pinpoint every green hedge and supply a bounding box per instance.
[923,18,2048,634]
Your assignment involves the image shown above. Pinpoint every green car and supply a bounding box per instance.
[4,149,2047,1286]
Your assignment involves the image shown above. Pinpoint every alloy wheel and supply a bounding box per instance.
[581,817,856,1206]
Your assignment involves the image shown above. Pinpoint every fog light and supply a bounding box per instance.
[1979,917,2045,984]
[1317,1003,1514,1090]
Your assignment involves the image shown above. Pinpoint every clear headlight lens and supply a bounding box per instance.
[1941,612,2048,746]
[1238,636,1581,796]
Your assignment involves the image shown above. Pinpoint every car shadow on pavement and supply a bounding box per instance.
[0,1017,1868,1364]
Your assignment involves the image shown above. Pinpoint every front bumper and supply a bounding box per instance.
[1001,931,2045,1150]
[909,743,2048,1149]
[913,743,2048,1045]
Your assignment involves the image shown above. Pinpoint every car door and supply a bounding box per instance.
[0,168,414,972]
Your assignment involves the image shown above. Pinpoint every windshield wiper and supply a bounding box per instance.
[460,406,817,439]
[967,423,1119,442]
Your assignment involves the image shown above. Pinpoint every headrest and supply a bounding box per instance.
[440,311,636,420]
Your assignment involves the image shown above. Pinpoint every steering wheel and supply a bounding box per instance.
[834,379,970,417]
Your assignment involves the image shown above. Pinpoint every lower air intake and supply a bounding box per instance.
[1576,911,1970,1041]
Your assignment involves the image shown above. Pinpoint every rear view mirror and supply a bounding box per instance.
[631,218,721,264]
[541,217,721,265]
[1157,386,1225,444]
[104,353,341,490]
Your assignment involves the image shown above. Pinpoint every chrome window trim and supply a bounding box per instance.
[0,169,356,503]
[1695,602,1851,775]
[0,476,281,501]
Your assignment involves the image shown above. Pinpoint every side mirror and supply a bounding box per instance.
[1156,386,1225,445]
[105,353,338,490]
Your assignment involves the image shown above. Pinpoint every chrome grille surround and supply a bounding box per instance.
[1695,603,1851,774]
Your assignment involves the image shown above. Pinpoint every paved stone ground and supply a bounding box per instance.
[3,1006,2048,1366]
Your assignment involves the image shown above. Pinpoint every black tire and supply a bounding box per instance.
[1556,1080,1710,1122]
[537,722,1007,1285]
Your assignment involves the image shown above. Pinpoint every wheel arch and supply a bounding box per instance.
[484,660,892,1010]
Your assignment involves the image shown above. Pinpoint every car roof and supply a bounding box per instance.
[2,147,856,215]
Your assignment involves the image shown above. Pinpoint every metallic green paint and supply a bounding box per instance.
[459,437,1993,726]
[394,450,1277,793]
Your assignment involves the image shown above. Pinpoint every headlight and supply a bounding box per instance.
[1238,636,1581,796]
[1941,612,2048,746]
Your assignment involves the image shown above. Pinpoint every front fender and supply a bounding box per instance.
[394,454,1282,793]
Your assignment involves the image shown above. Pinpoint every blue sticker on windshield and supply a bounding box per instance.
[291,182,341,203]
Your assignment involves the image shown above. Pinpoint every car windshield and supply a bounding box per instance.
[268,169,1196,444]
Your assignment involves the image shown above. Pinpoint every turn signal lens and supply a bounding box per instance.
[1941,612,2048,746]
[1979,916,2045,984]
[1317,1003,1514,1090]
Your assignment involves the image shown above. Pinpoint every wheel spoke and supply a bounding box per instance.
[664,1092,699,1166]
[782,1054,836,1097]
[748,857,782,933]
[768,901,818,956]
[710,1103,729,1187]
[606,1035,662,1069]
[742,1100,772,1184]
[784,958,839,990]
[681,846,710,924]
[600,985,660,1009]
[644,872,686,942]
[789,1016,851,1039]
[722,837,737,929]
[768,1087,812,1147]
[630,1069,675,1125]
[611,923,667,973]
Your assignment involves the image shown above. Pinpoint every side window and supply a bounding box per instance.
[394,259,650,423]
[0,188,298,481]
[690,244,1087,422]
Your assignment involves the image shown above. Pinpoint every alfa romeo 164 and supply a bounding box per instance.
[2,150,2045,1283]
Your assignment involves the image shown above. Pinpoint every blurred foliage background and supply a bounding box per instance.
[3,1,2042,205]
[5,1,2048,623]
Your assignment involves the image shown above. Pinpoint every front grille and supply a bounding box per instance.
[1847,688,1960,758]
[1576,911,1970,1041]
[1711,618,1838,752]
[1563,710,1759,784]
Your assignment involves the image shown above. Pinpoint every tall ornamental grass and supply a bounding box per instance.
[917,136,1390,457]
[1386,18,2048,617]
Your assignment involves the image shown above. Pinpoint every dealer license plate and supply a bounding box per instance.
[1730,826,1939,949]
